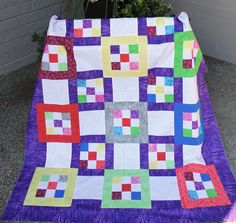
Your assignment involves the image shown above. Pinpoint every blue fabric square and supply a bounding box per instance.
[188,190,198,200]
[147,94,156,103]
[77,79,86,87]
[114,127,122,136]
[54,190,65,198]
[165,77,174,86]
[80,143,88,152]
[131,192,141,200]
[201,173,211,182]
[165,25,174,35]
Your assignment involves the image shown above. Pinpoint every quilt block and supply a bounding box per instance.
[2,12,236,223]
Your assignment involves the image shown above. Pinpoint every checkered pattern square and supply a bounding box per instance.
[77,78,104,103]
[41,44,68,72]
[79,143,106,169]
[45,112,71,135]
[148,144,175,169]
[110,44,139,71]
[113,109,140,136]
[35,174,68,198]
[185,172,217,200]
[74,19,101,37]
[146,17,174,36]
[112,176,142,200]
[147,76,174,103]
[183,109,202,138]
[183,40,199,69]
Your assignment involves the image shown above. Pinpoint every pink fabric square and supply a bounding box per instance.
[149,144,157,152]
[129,62,139,70]
[183,112,192,121]
[194,40,199,49]
[131,176,141,184]
[63,128,72,135]
[44,44,49,53]
[113,109,122,118]
[95,95,104,102]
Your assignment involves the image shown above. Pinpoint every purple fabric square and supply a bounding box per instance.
[192,121,199,129]
[54,120,62,127]
[83,20,92,28]
[131,110,139,119]
[110,45,120,54]
[86,87,95,95]
[194,181,205,190]
[184,172,194,181]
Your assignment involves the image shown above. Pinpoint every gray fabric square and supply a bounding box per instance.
[42,62,49,71]
[62,112,70,120]
[105,102,148,143]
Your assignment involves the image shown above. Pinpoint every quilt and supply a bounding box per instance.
[2,12,236,223]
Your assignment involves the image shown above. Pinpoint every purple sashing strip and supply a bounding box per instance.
[74,37,101,46]
[79,103,104,111]
[105,143,114,169]
[69,79,78,104]
[140,144,148,169]
[138,18,147,35]
[78,169,104,176]
[37,79,44,103]
[174,17,183,33]
[174,144,183,168]
[37,143,46,167]
[148,68,174,77]
[174,78,183,103]
[148,103,174,111]
[149,169,176,176]
[71,143,80,168]
[149,136,174,144]
[80,135,106,143]
[66,19,74,37]
[77,70,103,79]
[104,78,113,102]
[139,77,147,102]
[152,200,181,209]
[148,34,174,44]
[72,200,101,208]
[101,19,110,36]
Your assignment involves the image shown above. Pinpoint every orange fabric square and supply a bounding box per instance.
[47,182,58,189]
[74,28,83,37]
[96,160,105,169]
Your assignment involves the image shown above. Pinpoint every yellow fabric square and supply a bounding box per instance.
[149,161,158,169]
[92,28,101,37]
[94,78,103,87]
[57,45,67,54]
[112,176,122,184]
[101,36,148,78]
[156,86,165,94]
[183,40,193,50]
[46,127,55,135]
[156,18,165,26]
[97,144,105,152]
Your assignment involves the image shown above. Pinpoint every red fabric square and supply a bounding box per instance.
[49,54,58,63]
[96,160,105,169]
[37,104,80,143]
[120,54,130,62]
[122,184,131,192]
[147,26,156,36]
[122,118,131,127]
[148,76,156,85]
[74,28,83,37]
[48,182,58,189]
[111,62,121,70]
[80,160,88,169]
[157,152,166,160]
[88,152,97,160]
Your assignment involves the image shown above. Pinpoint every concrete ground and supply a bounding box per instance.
[0,56,235,222]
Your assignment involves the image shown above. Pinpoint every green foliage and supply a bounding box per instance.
[62,0,85,19]
[32,31,47,62]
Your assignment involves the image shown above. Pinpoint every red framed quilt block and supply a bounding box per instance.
[37,104,80,143]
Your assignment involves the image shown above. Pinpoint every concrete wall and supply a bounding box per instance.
[0,0,63,75]
[168,0,236,64]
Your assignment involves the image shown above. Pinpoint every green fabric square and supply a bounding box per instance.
[102,169,151,209]
[129,44,139,54]
[166,160,175,169]
[40,174,50,182]
[183,128,192,137]
[131,127,140,136]
[165,94,174,102]
[58,63,68,71]
[45,112,53,120]
[206,189,218,198]
[78,95,87,103]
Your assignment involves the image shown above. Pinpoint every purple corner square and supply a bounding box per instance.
[54,120,62,127]
[194,181,205,190]
[192,121,199,129]
[86,87,95,95]
[131,110,139,119]
[83,20,92,28]
[110,45,120,54]
[184,172,194,181]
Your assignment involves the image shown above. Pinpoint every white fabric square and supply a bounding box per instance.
[183,144,205,165]
[148,111,174,136]
[183,76,199,104]
[74,45,102,71]
[148,42,174,69]
[42,79,69,105]
[47,16,66,37]
[45,143,72,168]
[114,143,140,169]
[79,110,105,135]
[73,176,104,199]
[150,176,180,200]
[110,18,138,36]
[112,77,139,102]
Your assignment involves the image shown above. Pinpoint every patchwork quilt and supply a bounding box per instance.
[2,12,236,223]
